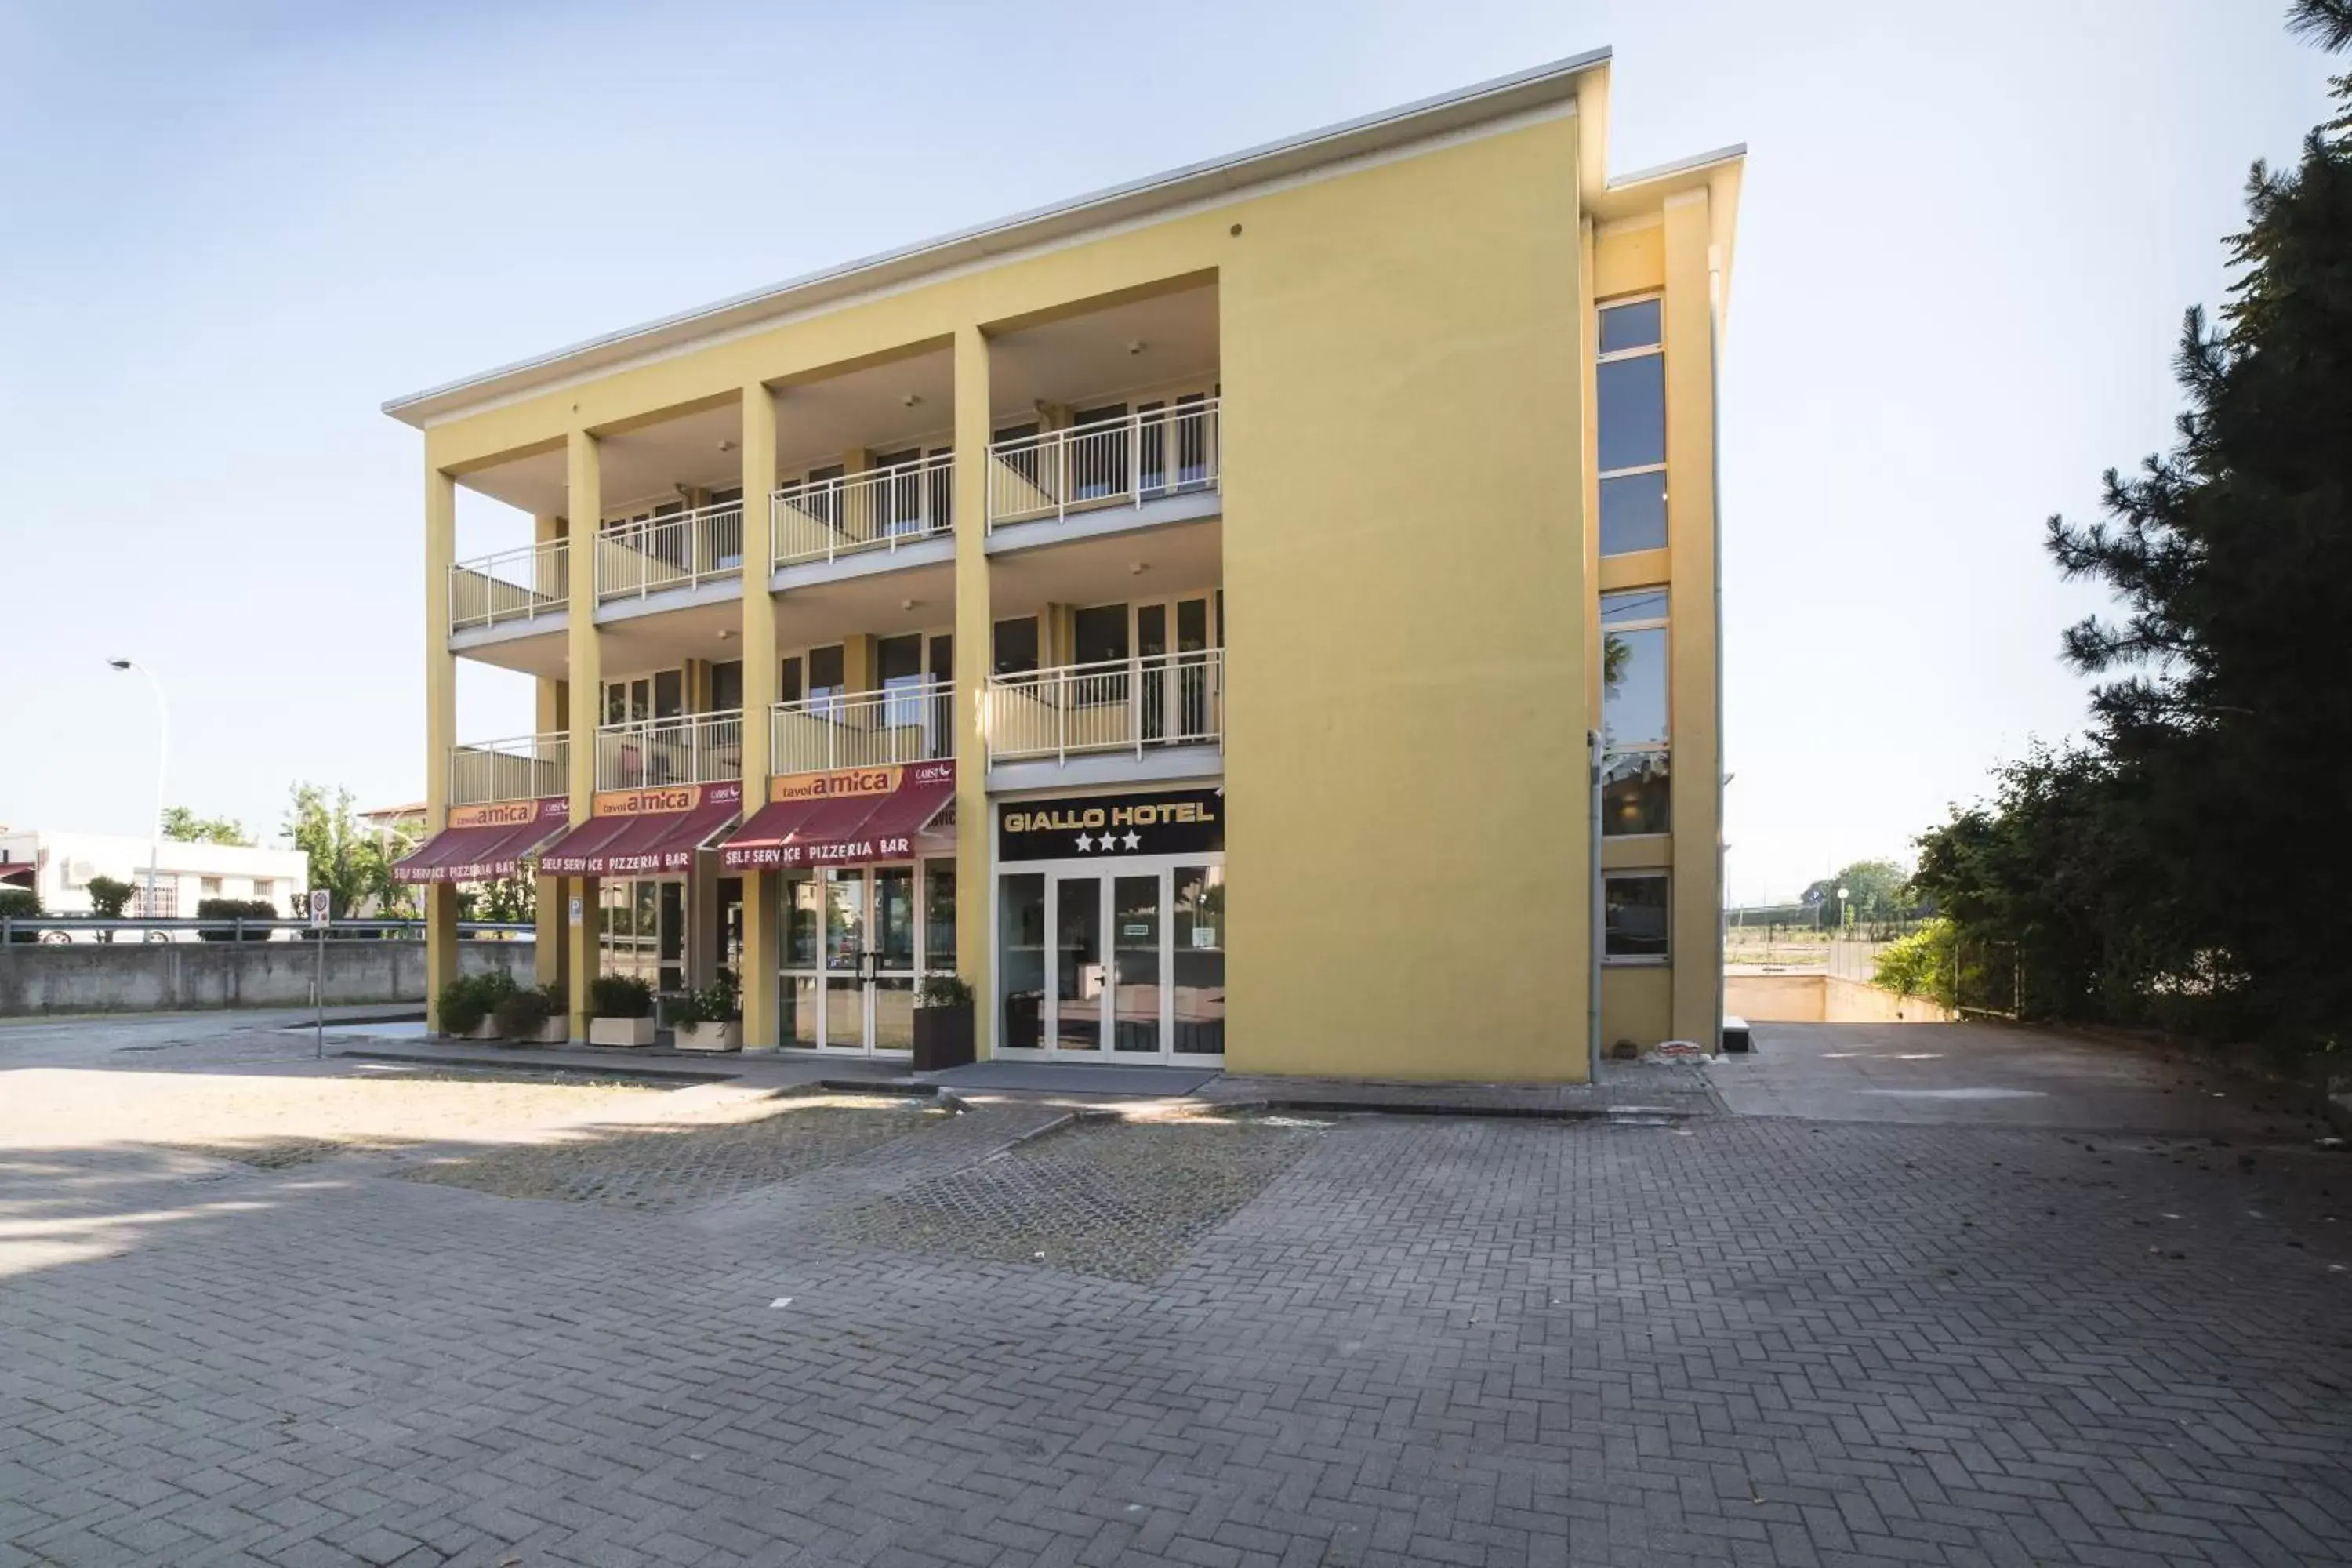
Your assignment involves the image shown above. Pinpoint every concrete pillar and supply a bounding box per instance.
[564,428,604,1040]
[533,672,565,989]
[739,381,782,1048]
[951,325,992,1054]
[1662,189,1722,1051]
[423,463,459,1029]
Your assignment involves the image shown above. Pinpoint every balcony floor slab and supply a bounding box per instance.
[987,746,1221,796]
[983,488,1221,556]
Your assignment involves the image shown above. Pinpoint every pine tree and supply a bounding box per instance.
[2033,2,2352,1044]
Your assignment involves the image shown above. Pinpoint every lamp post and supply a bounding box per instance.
[107,659,167,920]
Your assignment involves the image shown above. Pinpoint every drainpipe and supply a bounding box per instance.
[1588,726,1604,1081]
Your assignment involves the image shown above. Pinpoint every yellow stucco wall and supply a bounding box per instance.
[1219,114,1592,1080]
[1601,966,1673,1049]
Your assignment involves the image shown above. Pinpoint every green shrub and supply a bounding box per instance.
[492,982,565,1040]
[588,973,653,1020]
[196,898,279,942]
[85,875,136,919]
[1872,917,1953,999]
[668,980,738,1025]
[437,970,520,1034]
[1,887,38,943]
[916,973,973,1009]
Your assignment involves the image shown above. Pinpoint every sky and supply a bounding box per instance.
[0,0,2335,901]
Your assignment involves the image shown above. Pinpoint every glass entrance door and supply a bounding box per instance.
[781,863,922,1055]
[1002,861,1224,1065]
[822,868,867,1050]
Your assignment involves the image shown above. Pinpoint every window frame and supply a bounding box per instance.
[1602,869,1671,965]
[1595,291,1668,557]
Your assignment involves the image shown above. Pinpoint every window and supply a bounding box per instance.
[924,858,956,974]
[807,645,845,712]
[1601,589,1669,836]
[1597,296,1667,556]
[1603,872,1670,962]
[1073,604,1129,665]
[993,617,1040,676]
[200,877,223,898]
[710,659,743,714]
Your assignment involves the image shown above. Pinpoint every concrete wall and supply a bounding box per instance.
[0,940,533,1016]
[1724,971,1955,1025]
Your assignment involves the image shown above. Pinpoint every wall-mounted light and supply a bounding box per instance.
[1126,339,1146,355]
[717,439,737,452]
[902,392,923,408]
[1128,561,1149,575]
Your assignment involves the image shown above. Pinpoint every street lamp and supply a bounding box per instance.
[107,659,167,919]
[1836,884,1852,934]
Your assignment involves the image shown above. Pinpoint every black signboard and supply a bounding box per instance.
[997,786,1225,861]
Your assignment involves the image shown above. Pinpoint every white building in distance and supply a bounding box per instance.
[0,829,308,917]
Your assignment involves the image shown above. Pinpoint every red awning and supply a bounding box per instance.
[720,760,953,870]
[538,781,743,877]
[393,797,570,884]
[0,861,37,887]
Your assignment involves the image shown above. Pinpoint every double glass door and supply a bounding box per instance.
[783,864,916,1054]
[998,859,1225,1063]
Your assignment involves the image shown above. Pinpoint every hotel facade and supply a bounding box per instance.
[389,49,1742,1081]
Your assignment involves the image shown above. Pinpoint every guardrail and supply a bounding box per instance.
[595,710,744,790]
[983,650,1223,764]
[771,452,954,568]
[449,539,568,633]
[986,398,1220,531]
[772,680,953,775]
[450,733,569,806]
[594,500,745,601]
[0,919,533,946]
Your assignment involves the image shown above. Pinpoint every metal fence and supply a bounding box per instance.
[985,398,1221,530]
[0,918,532,946]
[1827,934,2022,1018]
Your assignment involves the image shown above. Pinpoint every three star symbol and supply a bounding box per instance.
[1072,829,1146,853]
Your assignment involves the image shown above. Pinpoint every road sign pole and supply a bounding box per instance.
[309,889,332,1059]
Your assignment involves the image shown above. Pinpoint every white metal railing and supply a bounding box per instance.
[594,710,744,790]
[771,452,954,568]
[986,397,1221,531]
[449,732,569,807]
[771,678,953,776]
[982,650,1224,764]
[449,538,568,633]
[593,499,745,602]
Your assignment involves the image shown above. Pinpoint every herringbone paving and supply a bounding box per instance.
[2,1069,2348,1566]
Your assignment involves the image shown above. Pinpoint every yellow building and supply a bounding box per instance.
[387,49,1742,1081]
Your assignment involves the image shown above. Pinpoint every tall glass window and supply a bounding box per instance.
[1601,589,1670,836]
[1596,296,1667,556]
[998,873,1045,1049]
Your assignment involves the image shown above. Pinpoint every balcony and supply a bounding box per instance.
[594,499,744,604]
[986,399,1221,535]
[983,652,1224,775]
[594,711,744,791]
[450,732,569,807]
[772,454,954,571]
[771,679,953,777]
[449,539,568,635]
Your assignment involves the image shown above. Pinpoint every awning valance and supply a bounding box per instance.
[537,781,742,877]
[392,797,570,884]
[720,760,954,871]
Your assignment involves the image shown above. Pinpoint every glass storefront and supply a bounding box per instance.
[599,877,684,992]
[995,786,1225,1064]
[776,858,950,1056]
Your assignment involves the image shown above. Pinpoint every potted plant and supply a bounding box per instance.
[913,974,975,1070]
[436,971,516,1040]
[586,975,656,1047]
[492,982,570,1045]
[670,978,741,1052]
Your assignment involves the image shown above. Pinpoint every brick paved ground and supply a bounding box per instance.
[2,1020,2350,1566]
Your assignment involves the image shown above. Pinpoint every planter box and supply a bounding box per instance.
[455,1020,500,1041]
[912,1003,975,1072]
[674,1020,741,1053]
[587,1015,657,1048]
[511,1017,568,1045]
